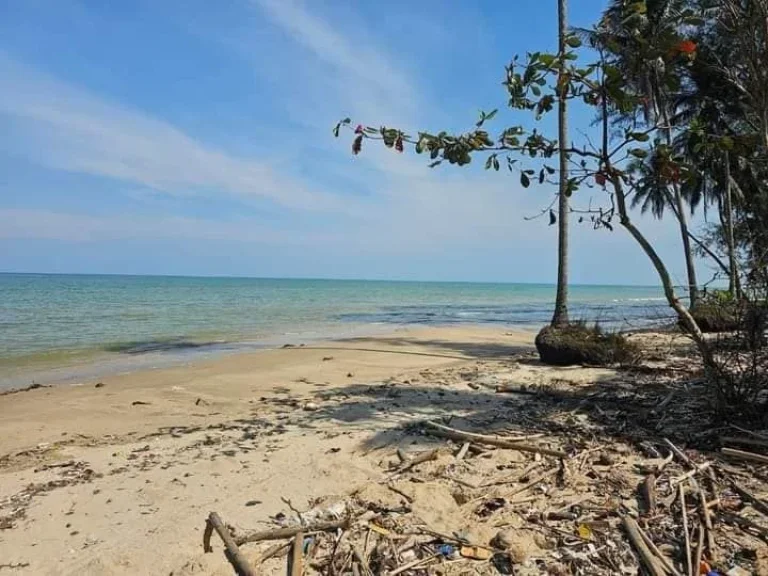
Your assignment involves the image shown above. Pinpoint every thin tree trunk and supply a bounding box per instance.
[552,0,570,327]
[723,150,740,298]
[660,106,699,308]
[599,84,715,372]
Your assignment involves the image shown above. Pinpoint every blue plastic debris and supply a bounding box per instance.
[438,544,455,557]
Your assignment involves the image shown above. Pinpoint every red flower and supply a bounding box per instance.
[355,124,364,134]
[677,40,697,54]
[595,173,606,186]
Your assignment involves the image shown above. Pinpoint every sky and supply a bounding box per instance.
[0,0,716,285]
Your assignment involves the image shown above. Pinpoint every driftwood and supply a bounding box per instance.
[622,516,667,576]
[289,531,304,576]
[721,447,768,465]
[636,521,682,576]
[693,528,704,576]
[393,448,440,474]
[691,478,715,558]
[455,442,470,461]
[679,484,692,576]
[423,421,567,458]
[641,473,657,515]
[504,467,560,500]
[203,512,257,576]
[235,518,349,546]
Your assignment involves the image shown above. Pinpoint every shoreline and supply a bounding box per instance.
[0,322,542,392]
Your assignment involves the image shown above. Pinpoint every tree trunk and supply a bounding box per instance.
[662,114,699,308]
[552,0,570,327]
[723,150,740,298]
[612,173,716,372]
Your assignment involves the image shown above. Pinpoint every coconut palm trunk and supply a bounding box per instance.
[723,149,740,297]
[551,0,570,327]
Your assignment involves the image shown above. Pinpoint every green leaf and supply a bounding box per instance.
[629,148,648,159]
[341,118,351,125]
[545,165,556,175]
[629,132,650,142]
[565,36,582,48]
[539,54,557,67]
[521,172,530,188]
[428,160,442,168]
[549,209,557,225]
[531,85,541,97]
[485,156,494,170]
[333,123,341,138]
[539,169,545,184]
[485,109,498,121]
[493,156,500,171]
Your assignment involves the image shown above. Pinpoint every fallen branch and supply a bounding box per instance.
[203,512,257,576]
[671,462,713,486]
[235,518,350,546]
[504,468,560,500]
[641,473,657,515]
[679,484,692,576]
[622,516,667,576]
[721,447,768,465]
[692,479,715,557]
[423,421,566,458]
[636,521,683,576]
[394,448,440,474]
[289,531,304,576]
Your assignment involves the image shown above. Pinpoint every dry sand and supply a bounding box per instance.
[2,325,599,575]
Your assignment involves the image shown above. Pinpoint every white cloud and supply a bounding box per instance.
[0,53,364,216]
[0,208,338,245]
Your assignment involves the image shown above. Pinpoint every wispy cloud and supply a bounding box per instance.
[0,53,364,216]
[0,208,338,245]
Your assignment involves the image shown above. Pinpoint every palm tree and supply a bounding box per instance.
[591,0,701,307]
[552,0,570,327]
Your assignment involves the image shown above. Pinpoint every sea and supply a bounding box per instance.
[0,273,672,389]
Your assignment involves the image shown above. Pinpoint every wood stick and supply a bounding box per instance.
[423,421,566,458]
[259,541,291,563]
[729,425,768,441]
[622,516,667,576]
[504,468,559,500]
[692,479,715,557]
[204,512,257,576]
[671,462,713,486]
[679,485,692,576]
[730,481,768,517]
[388,553,440,576]
[641,473,657,515]
[637,521,683,576]
[482,461,542,488]
[720,436,768,449]
[289,531,304,576]
[353,545,371,576]
[235,518,349,546]
[693,527,704,576]
[455,442,470,461]
[720,512,768,542]
[721,447,768,465]
[393,448,440,474]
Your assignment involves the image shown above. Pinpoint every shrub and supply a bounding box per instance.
[535,322,639,367]
[688,290,740,333]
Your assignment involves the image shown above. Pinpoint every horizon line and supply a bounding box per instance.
[0,270,671,289]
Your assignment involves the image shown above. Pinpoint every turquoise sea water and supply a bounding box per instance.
[0,273,671,387]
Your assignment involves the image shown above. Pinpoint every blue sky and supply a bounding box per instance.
[0,0,714,285]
